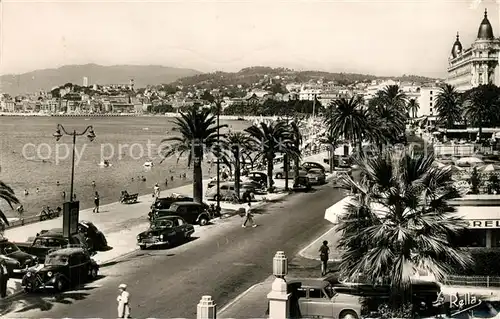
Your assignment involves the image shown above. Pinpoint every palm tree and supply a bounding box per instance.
[337,150,472,306]
[319,132,338,173]
[0,167,19,226]
[367,95,406,149]
[435,84,462,129]
[245,121,299,191]
[326,96,370,154]
[222,132,254,200]
[463,84,500,140]
[161,107,226,203]
[407,98,420,118]
[379,85,408,111]
[288,120,303,180]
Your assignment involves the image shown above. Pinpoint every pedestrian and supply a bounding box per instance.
[24,189,29,196]
[170,176,174,181]
[36,187,39,194]
[62,191,66,200]
[117,283,131,318]
[165,178,168,187]
[242,202,257,228]
[319,240,330,276]
[73,194,77,201]
[93,191,100,213]
[92,180,96,188]
[0,259,9,298]
[154,183,160,198]
[182,172,186,179]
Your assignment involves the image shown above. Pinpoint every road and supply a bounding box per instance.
[2,184,344,318]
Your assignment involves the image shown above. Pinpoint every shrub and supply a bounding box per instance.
[450,248,500,276]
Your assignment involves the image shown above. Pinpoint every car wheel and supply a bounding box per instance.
[275,173,282,179]
[339,310,358,319]
[185,232,192,239]
[199,216,209,226]
[139,245,146,250]
[54,278,65,292]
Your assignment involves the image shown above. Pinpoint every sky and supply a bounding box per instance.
[1,0,499,78]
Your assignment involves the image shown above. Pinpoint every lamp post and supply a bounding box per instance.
[53,124,95,240]
[53,124,96,202]
[268,251,290,319]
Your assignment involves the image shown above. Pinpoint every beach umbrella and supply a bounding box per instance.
[456,157,484,166]
[443,165,465,173]
[478,164,500,172]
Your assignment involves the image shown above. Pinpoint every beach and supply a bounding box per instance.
[0,116,249,219]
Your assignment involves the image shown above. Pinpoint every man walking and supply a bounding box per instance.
[93,191,100,213]
[319,240,330,276]
[154,183,160,198]
[117,283,131,318]
[0,259,9,298]
[242,202,257,228]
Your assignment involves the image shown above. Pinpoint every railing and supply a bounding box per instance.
[5,214,60,230]
[442,275,500,287]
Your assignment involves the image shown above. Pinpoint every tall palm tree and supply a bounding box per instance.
[161,107,226,203]
[379,85,408,111]
[337,151,472,305]
[463,84,500,140]
[319,132,338,173]
[289,120,303,179]
[435,84,462,129]
[0,167,19,226]
[367,95,406,149]
[222,132,254,200]
[245,121,299,191]
[326,96,370,154]
[407,98,420,118]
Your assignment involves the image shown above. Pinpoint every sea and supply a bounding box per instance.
[0,116,249,219]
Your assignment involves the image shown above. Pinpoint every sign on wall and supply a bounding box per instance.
[468,219,500,229]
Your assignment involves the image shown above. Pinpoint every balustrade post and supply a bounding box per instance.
[197,295,216,319]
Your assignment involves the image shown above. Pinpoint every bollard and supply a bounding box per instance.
[197,295,216,319]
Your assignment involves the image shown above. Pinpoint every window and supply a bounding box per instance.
[296,288,307,298]
[430,96,432,101]
[430,102,433,107]
[221,185,228,190]
[430,108,433,113]
[308,288,325,299]
[430,91,433,95]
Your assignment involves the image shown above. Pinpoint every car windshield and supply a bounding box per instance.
[45,255,69,266]
[0,242,20,255]
[152,220,174,228]
[324,286,336,298]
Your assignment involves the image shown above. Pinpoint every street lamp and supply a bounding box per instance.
[53,124,95,239]
[53,124,96,202]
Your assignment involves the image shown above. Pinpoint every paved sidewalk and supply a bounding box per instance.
[298,224,342,261]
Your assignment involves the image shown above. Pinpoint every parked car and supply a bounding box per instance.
[14,231,90,263]
[150,194,197,211]
[302,161,326,172]
[153,202,212,226]
[324,155,353,168]
[243,171,268,188]
[266,279,362,319]
[21,247,99,292]
[39,221,108,252]
[0,236,38,277]
[205,181,258,201]
[274,166,308,179]
[307,168,326,185]
[292,176,312,191]
[137,215,194,249]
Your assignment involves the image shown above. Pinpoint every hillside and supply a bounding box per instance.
[173,66,440,89]
[0,64,201,95]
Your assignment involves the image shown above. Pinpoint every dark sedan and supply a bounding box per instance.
[137,215,194,249]
[0,237,38,277]
[38,221,108,251]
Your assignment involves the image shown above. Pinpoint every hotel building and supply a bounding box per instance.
[447,10,500,92]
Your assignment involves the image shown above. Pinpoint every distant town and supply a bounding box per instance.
[0,67,442,117]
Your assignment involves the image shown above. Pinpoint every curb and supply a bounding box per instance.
[218,279,272,314]
[298,225,339,261]
[2,289,25,302]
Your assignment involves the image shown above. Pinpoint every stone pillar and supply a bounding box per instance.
[486,229,493,248]
[197,295,216,319]
[267,277,291,319]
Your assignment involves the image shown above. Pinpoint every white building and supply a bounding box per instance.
[83,77,89,87]
[364,79,399,102]
[299,87,322,101]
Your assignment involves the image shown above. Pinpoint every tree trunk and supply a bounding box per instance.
[192,143,203,203]
[267,153,274,192]
[284,154,289,191]
[234,149,241,200]
[329,144,334,173]
[294,142,300,178]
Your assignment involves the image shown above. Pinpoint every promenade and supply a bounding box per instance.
[3,151,330,299]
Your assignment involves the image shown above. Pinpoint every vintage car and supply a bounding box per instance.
[243,171,268,188]
[39,221,108,252]
[137,215,194,249]
[21,247,99,292]
[266,279,362,319]
[0,237,38,277]
[15,231,90,263]
[274,166,308,179]
[302,161,326,172]
[205,181,259,201]
[151,194,197,211]
[307,168,327,185]
[153,202,212,226]
[292,176,312,191]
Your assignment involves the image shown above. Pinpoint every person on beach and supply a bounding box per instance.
[56,181,60,186]
[165,178,168,187]
[92,181,96,188]
[182,173,186,179]
[141,176,146,182]
[73,194,77,201]
[93,191,100,213]
[24,189,29,196]
[17,205,24,224]
[242,202,257,228]
[117,283,131,318]
[319,240,330,276]
[153,183,160,198]
[0,259,9,298]
[36,188,39,194]
[62,191,66,200]
[170,176,174,181]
